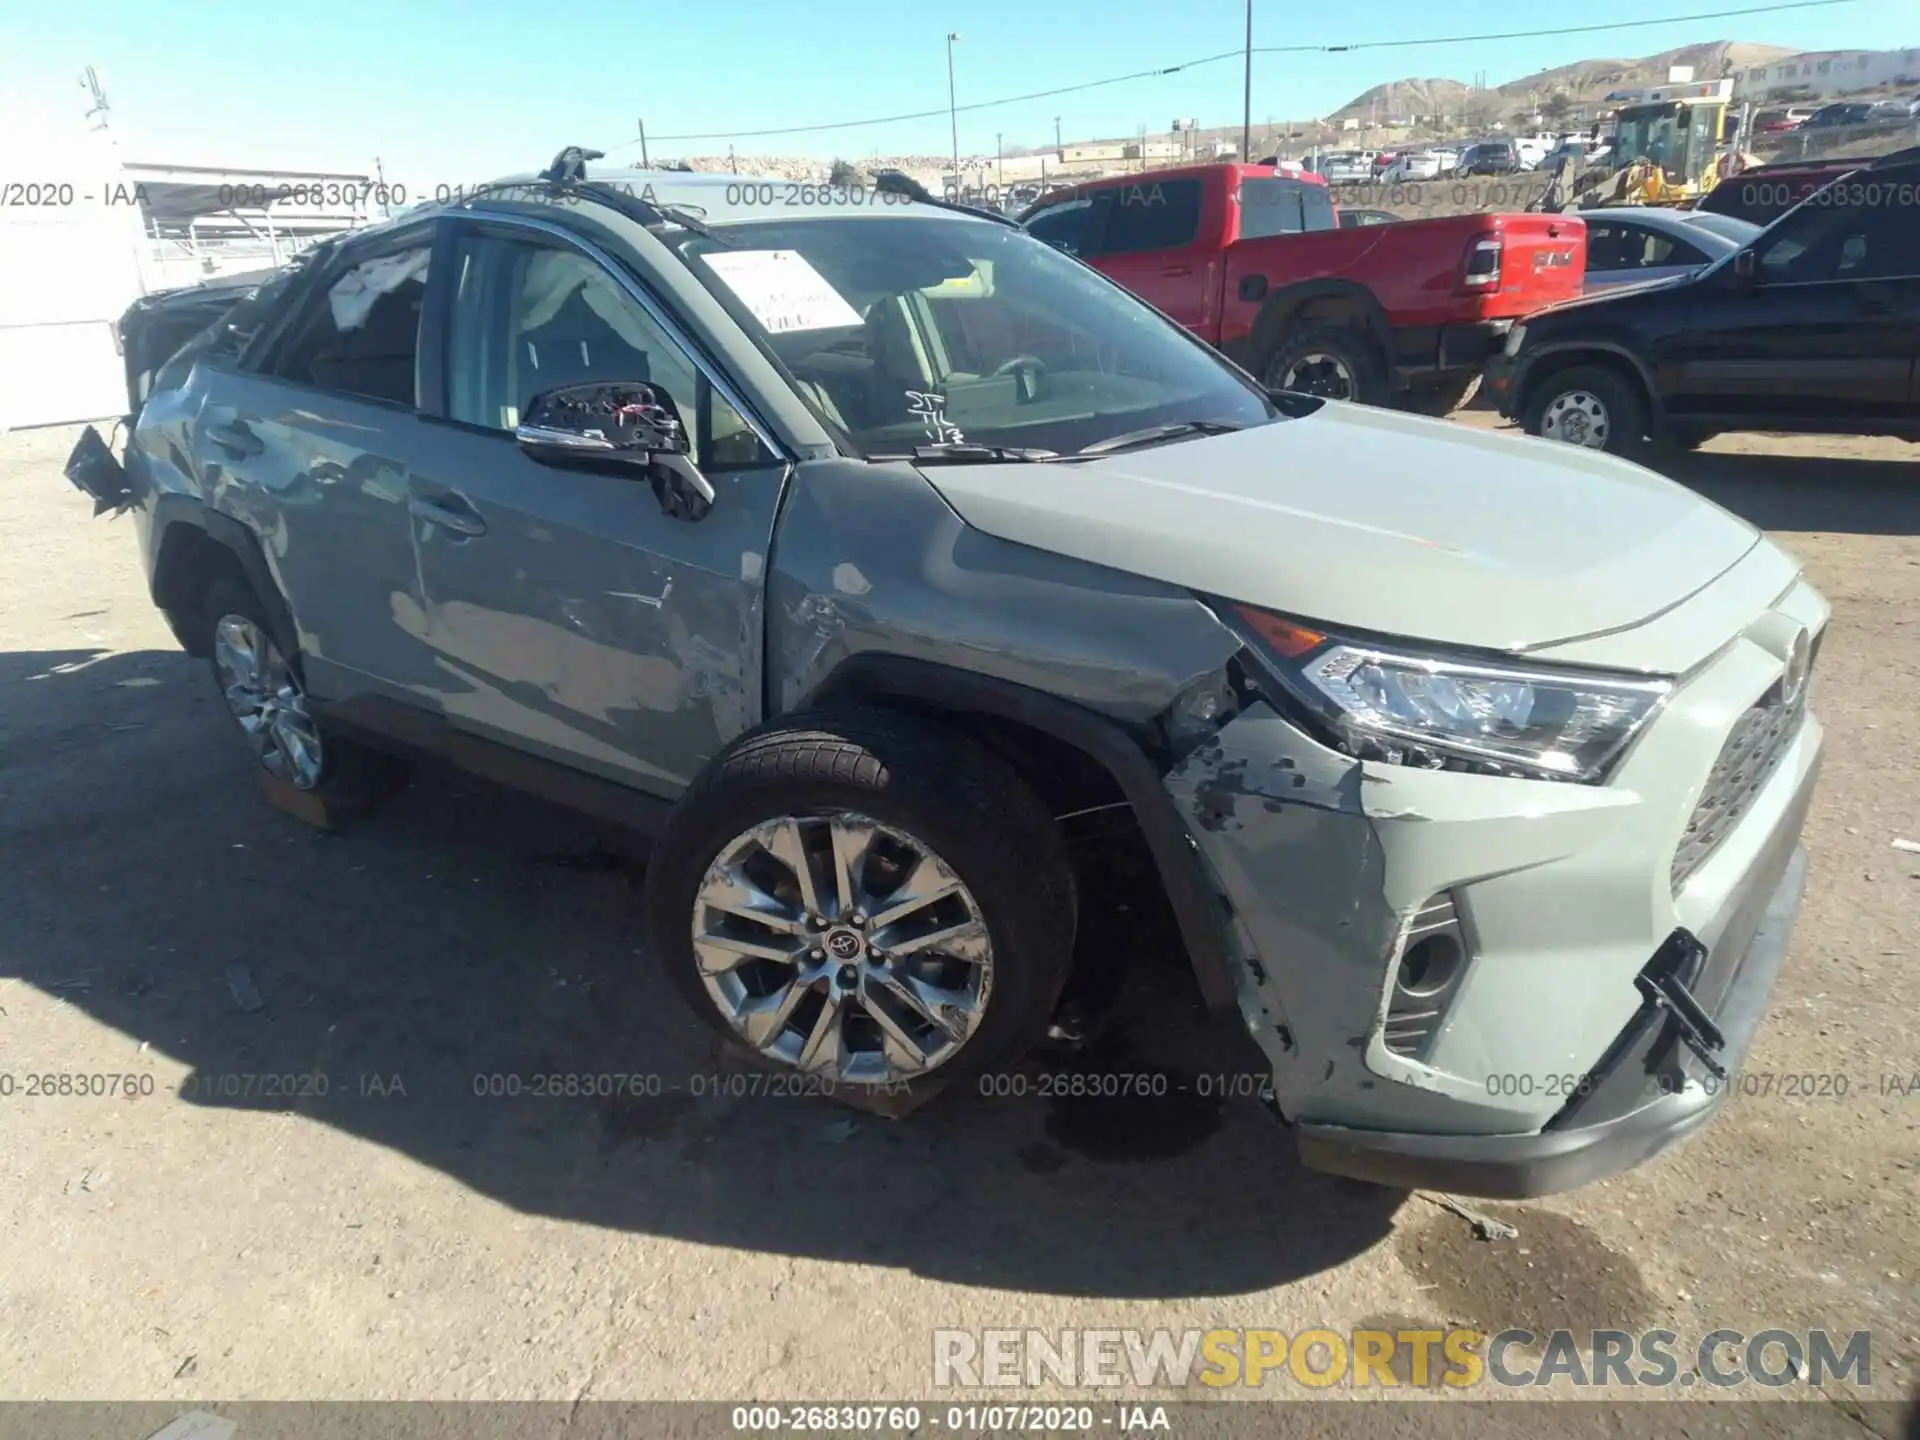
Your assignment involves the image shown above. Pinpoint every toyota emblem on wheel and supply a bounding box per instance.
[824,928,864,961]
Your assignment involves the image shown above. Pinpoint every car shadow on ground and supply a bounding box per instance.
[1,645,1404,1300]
[1646,445,1920,536]
[1454,405,1920,536]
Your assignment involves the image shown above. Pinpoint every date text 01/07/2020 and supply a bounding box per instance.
[728,1404,1169,1433]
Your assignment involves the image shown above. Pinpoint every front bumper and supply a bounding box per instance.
[1297,829,1810,1198]
[1164,567,1828,1198]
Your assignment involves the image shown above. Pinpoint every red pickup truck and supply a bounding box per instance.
[1019,162,1587,413]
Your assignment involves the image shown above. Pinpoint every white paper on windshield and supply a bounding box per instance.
[702,249,862,334]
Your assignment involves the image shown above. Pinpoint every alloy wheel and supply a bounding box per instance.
[1278,353,1358,400]
[212,614,325,789]
[1539,389,1612,449]
[691,813,994,1084]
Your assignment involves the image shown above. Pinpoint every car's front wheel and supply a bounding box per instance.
[643,710,1077,1094]
[1521,365,1649,456]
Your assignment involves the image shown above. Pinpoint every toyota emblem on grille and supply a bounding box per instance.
[1781,628,1811,705]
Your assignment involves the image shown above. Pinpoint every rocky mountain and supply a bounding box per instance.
[1327,41,1798,127]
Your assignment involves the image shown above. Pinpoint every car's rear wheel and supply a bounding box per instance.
[643,710,1076,1095]
[1521,365,1649,456]
[201,574,410,809]
[1262,324,1391,407]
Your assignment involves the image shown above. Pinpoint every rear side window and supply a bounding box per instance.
[268,244,432,407]
[1239,178,1337,239]
[1096,179,1203,255]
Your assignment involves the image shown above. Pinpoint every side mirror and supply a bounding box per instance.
[1730,249,1757,289]
[515,381,714,521]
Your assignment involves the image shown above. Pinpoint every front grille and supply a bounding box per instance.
[1671,678,1808,893]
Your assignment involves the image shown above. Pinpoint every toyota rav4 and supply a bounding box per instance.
[67,155,1826,1199]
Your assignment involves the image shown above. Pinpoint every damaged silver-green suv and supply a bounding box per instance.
[87,159,1824,1199]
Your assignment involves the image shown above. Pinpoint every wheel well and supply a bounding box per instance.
[151,524,246,657]
[1253,286,1390,367]
[1520,350,1652,420]
[815,692,1195,1002]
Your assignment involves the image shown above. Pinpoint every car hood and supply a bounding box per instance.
[1530,267,1701,321]
[917,402,1761,657]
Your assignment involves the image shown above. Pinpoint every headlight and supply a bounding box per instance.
[1230,606,1670,784]
[1503,323,1528,357]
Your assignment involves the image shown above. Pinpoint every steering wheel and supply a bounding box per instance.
[991,353,1047,402]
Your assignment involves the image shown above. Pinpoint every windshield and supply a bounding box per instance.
[679,215,1276,458]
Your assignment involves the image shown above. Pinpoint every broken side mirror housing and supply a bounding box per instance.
[515,381,714,521]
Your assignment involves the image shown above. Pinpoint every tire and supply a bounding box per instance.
[1261,323,1392,407]
[1395,374,1481,417]
[200,574,411,812]
[1520,364,1650,456]
[642,708,1077,1095]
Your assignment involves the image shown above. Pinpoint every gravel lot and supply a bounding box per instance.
[1,416,1916,1430]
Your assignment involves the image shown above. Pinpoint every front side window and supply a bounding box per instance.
[679,214,1276,458]
[1756,182,1918,284]
[270,243,432,407]
[445,232,771,469]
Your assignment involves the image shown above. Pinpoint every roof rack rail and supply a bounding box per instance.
[872,170,1020,228]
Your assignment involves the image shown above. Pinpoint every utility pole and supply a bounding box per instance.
[996,131,1003,185]
[1054,116,1062,151]
[373,156,391,219]
[946,32,962,189]
[1241,0,1253,162]
[728,145,738,174]
[638,118,650,168]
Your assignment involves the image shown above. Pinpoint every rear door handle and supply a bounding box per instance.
[409,494,488,537]
[205,420,263,459]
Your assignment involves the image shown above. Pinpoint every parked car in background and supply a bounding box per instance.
[1576,207,1757,292]
[1311,150,1378,185]
[1753,106,1814,134]
[1804,101,1875,129]
[1515,137,1551,170]
[1485,148,1920,452]
[1456,140,1521,176]
[1544,137,1614,170]
[1020,161,1585,415]
[1380,150,1450,182]
[1339,208,1399,228]
[65,158,1829,1202]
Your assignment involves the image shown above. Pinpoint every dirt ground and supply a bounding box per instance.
[0,416,1916,1431]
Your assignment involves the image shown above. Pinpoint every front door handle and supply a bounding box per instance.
[1162,265,1195,277]
[205,421,263,459]
[409,494,487,537]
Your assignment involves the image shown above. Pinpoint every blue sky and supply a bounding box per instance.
[1,0,1910,185]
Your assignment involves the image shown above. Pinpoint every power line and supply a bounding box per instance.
[1288,0,1857,52]
[624,0,1854,146]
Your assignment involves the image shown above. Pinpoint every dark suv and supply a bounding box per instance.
[1485,148,1920,452]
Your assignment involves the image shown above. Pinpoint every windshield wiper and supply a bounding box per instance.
[872,442,1058,463]
[1068,420,1244,457]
